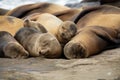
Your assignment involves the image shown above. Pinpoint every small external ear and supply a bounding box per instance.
[37,23,48,33]
[24,19,30,27]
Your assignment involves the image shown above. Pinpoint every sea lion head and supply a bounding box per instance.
[57,21,77,44]
[64,41,86,59]
[38,33,62,58]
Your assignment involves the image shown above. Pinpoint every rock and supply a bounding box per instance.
[0,48,120,80]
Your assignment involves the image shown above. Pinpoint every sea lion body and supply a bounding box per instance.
[0,31,29,58]
[64,5,120,59]
[36,13,63,36]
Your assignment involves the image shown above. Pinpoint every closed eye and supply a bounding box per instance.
[42,41,49,46]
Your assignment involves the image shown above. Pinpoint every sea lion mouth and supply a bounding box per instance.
[39,48,50,56]
[64,42,86,59]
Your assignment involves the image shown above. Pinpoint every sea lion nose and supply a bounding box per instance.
[40,48,49,55]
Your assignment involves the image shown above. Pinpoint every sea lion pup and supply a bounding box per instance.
[24,13,77,45]
[6,2,70,18]
[0,16,24,35]
[0,31,29,58]
[64,5,120,59]
[14,27,62,58]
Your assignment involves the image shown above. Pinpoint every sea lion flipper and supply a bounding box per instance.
[90,26,120,50]
[90,26,119,44]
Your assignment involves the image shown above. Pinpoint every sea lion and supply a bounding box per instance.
[64,5,120,59]
[24,13,77,45]
[0,16,24,35]
[6,2,70,18]
[0,31,29,58]
[14,27,62,58]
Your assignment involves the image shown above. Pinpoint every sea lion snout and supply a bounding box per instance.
[64,42,86,59]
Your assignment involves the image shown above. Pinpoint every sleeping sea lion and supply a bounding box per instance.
[6,2,70,18]
[14,27,62,58]
[0,31,29,58]
[64,5,120,59]
[24,13,77,45]
[0,16,24,35]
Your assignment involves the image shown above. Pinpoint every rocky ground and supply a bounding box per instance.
[0,48,120,80]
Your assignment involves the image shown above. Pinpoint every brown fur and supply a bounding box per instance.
[0,31,29,58]
[0,16,24,35]
[23,8,82,21]
[64,5,120,59]
[6,2,70,18]
[53,9,82,21]
[24,13,77,45]
[5,2,83,21]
